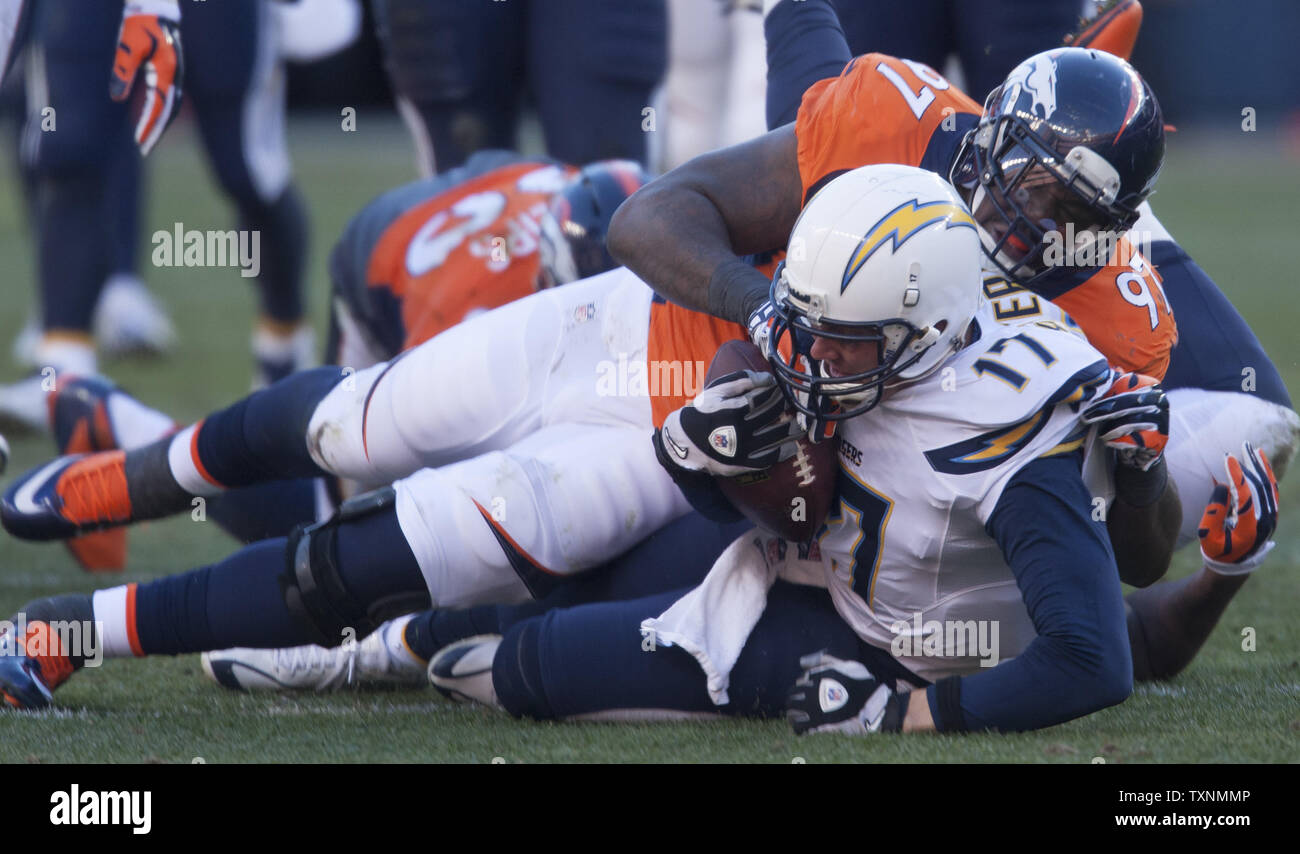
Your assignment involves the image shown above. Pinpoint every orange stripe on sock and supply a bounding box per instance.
[189,419,226,488]
[124,583,144,657]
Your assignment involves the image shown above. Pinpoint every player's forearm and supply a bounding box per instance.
[608,181,767,322]
[609,126,804,323]
[1108,462,1182,588]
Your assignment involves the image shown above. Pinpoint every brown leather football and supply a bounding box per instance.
[706,339,839,542]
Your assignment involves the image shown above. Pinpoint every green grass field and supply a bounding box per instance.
[0,117,1297,762]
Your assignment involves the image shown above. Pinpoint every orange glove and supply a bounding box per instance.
[110,1,183,156]
[1199,442,1280,574]
[1080,370,1169,472]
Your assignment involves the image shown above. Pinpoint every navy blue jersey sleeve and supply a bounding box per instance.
[1154,240,1291,408]
[926,453,1132,732]
[764,0,853,130]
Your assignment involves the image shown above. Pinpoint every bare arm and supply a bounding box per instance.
[1108,468,1182,588]
[608,124,805,323]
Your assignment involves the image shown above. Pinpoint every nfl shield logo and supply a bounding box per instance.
[708,426,737,458]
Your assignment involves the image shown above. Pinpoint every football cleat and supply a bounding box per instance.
[0,374,52,435]
[0,622,76,710]
[94,275,177,358]
[1064,0,1143,61]
[251,323,317,390]
[1,451,133,541]
[49,376,131,571]
[201,616,424,692]
[428,634,502,707]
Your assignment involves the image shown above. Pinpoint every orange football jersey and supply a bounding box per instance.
[365,161,577,351]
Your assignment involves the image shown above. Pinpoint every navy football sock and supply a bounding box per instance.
[208,478,319,543]
[39,172,108,333]
[404,607,503,663]
[134,538,306,655]
[196,366,345,487]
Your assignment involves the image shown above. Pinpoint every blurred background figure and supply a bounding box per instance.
[0,0,346,434]
[371,0,667,176]
[652,0,767,173]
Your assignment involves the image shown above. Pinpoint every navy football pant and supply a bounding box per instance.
[373,0,666,173]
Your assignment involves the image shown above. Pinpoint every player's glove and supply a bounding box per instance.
[786,651,908,735]
[1080,371,1169,471]
[1199,442,1279,575]
[111,0,184,156]
[658,370,801,477]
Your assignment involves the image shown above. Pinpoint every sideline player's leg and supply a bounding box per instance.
[184,0,313,388]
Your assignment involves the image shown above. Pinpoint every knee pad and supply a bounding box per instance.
[279,486,423,646]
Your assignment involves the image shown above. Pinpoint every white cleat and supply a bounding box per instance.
[10,315,41,367]
[0,374,51,434]
[201,616,424,692]
[94,274,177,358]
[251,324,317,390]
[428,634,503,708]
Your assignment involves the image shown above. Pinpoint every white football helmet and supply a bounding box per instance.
[769,164,984,423]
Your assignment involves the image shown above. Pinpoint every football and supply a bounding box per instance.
[707,339,839,542]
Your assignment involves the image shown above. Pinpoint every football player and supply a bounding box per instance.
[423,165,1208,732]
[753,0,1298,680]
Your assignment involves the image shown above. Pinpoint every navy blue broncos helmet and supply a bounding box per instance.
[951,47,1165,284]
[537,160,651,289]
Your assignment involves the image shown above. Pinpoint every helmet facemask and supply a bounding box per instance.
[767,264,948,426]
[952,48,1166,286]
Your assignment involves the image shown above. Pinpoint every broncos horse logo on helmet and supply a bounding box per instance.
[951,47,1165,286]
[1001,53,1058,120]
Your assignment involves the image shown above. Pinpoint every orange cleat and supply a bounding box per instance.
[48,375,130,571]
[1,451,133,541]
[0,621,76,710]
[1064,0,1143,62]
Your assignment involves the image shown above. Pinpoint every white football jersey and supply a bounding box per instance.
[819,298,1111,682]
